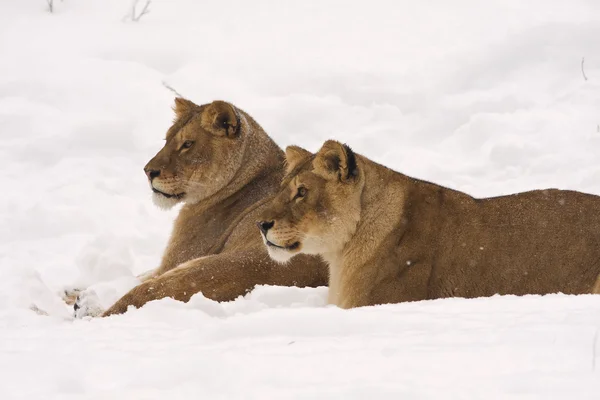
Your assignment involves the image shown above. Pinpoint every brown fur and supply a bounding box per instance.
[259,140,600,309]
[101,99,327,316]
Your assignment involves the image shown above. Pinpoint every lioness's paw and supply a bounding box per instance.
[62,288,84,306]
[73,290,104,318]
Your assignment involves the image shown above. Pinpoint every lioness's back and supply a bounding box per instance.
[423,187,600,298]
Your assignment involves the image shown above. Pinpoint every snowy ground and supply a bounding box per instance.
[1,0,600,398]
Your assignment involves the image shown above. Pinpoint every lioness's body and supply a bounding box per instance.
[344,172,600,306]
[100,99,327,316]
[260,141,600,309]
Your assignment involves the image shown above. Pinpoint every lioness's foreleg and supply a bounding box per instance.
[71,267,160,316]
[102,251,325,316]
[136,267,160,283]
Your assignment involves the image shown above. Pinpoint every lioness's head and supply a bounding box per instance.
[144,98,249,209]
[258,140,365,263]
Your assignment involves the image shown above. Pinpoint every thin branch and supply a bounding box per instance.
[582,57,588,81]
[47,0,53,13]
[132,0,151,22]
[124,0,151,22]
[162,81,184,98]
[139,2,151,19]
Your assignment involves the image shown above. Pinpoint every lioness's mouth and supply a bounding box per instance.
[265,239,300,251]
[152,188,185,200]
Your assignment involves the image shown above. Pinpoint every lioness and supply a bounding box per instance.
[76,98,327,317]
[258,140,600,308]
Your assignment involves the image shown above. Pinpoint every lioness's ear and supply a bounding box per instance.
[200,100,240,137]
[314,140,358,182]
[173,97,198,118]
[285,146,312,174]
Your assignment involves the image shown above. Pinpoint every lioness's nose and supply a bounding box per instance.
[145,168,161,181]
[257,221,274,234]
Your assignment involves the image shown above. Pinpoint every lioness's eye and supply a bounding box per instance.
[296,186,307,199]
[182,140,194,149]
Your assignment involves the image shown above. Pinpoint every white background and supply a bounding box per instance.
[1,1,600,398]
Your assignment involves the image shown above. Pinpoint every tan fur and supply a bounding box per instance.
[259,140,600,308]
[101,99,327,316]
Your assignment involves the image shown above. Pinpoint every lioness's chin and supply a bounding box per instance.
[152,192,184,210]
[266,246,299,264]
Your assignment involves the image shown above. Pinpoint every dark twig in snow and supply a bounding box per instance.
[125,0,151,22]
[134,0,151,21]
[162,81,184,98]
[581,57,588,81]
[47,0,53,13]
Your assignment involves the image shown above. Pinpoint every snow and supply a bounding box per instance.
[3,292,600,399]
[1,0,600,398]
